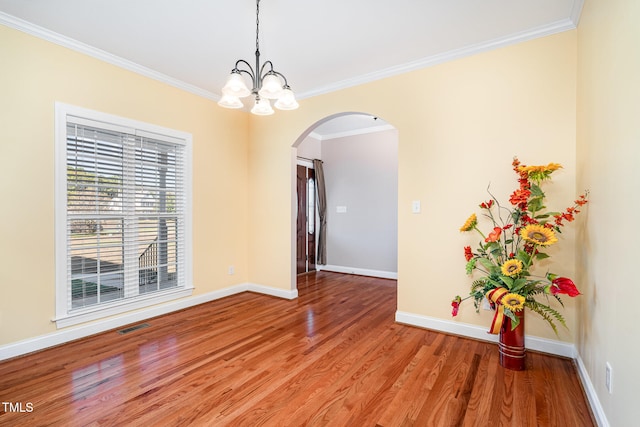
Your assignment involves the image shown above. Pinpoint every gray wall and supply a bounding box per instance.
[322,129,398,274]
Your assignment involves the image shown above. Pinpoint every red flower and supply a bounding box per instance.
[480,199,494,209]
[464,246,473,262]
[451,296,462,316]
[554,214,564,226]
[512,157,521,170]
[524,242,539,255]
[551,277,581,297]
[575,194,588,206]
[485,227,502,243]
[503,224,513,230]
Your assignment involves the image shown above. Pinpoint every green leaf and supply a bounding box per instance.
[530,184,545,198]
[516,250,531,264]
[525,300,567,336]
[478,258,496,271]
[510,278,529,293]
[535,252,550,260]
[503,308,520,329]
[528,197,544,212]
[500,276,514,289]
[484,241,501,251]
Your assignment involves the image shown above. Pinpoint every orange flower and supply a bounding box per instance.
[509,188,530,207]
[485,227,502,243]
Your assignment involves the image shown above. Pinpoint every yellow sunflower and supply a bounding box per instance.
[501,259,523,277]
[517,163,562,181]
[520,224,558,246]
[460,213,477,232]
[502,293,525,311]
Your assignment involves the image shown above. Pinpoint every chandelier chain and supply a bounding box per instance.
[256,0,260,53]
[218,0,298,113]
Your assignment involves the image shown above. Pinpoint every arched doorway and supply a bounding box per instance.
[290,112,398,290]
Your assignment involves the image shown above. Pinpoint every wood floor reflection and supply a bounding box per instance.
[0,271,594,426]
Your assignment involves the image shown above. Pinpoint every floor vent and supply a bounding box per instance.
[118,323,150,335]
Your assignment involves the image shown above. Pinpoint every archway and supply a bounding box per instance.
[290,112,399,291]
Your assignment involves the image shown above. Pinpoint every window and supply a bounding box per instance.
[307,177,315,234]
[55,103,192,328]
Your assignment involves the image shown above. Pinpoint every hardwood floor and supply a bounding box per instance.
[0,272,594,426]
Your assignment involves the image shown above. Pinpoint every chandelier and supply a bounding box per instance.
[218,0,299,115]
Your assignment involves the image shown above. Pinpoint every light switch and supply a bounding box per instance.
[336,206,347,213]
[412,200,421,214]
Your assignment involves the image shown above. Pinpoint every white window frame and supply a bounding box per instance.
[54,102,193,328]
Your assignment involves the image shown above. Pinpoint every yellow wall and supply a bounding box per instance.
[1,23,581,348]
[248,30,579,342]
[577,0,640,424]
[0,25,250,345]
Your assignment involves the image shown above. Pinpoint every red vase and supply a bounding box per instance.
[499,309,526,370]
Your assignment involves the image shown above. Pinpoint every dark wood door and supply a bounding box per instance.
[296,165,316,274]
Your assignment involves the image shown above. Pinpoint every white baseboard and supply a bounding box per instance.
[317,264,398,280]
[395,311,576,358]
[247,283,298,300]
[0,282,296,361]
[575,354,609,427]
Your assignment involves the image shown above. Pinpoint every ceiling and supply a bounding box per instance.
[0,0,583,135]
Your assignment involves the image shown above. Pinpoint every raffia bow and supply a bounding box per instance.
[486,288,509,334]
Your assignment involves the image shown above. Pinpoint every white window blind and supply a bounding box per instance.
[55,104,192,327]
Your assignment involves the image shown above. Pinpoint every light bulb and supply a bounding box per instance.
[251,97,274,115]
[221,71,251,98]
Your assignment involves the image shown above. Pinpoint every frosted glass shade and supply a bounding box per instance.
[222,72,251,98]
[251,98,274,115]
[217,94,244,109]
[258,73,283,99]
[274,88,299,110]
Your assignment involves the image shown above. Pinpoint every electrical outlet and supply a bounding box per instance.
[228,265,235,275]
[605,362,613,394]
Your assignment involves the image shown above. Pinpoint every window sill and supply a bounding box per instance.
[53,287,194,329]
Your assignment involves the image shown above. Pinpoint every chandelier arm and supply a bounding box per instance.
[259,60,275,79]
[269,70,290,88]
[233,60,257,92]
[234,60,255,78]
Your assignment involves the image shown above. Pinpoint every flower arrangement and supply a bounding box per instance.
[452,157,588,335]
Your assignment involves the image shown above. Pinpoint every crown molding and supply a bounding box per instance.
[2,6,583,103]
[570,0,586,26]
[296,17,579,100]
[309,124,395,141]
[0,12,220,102]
